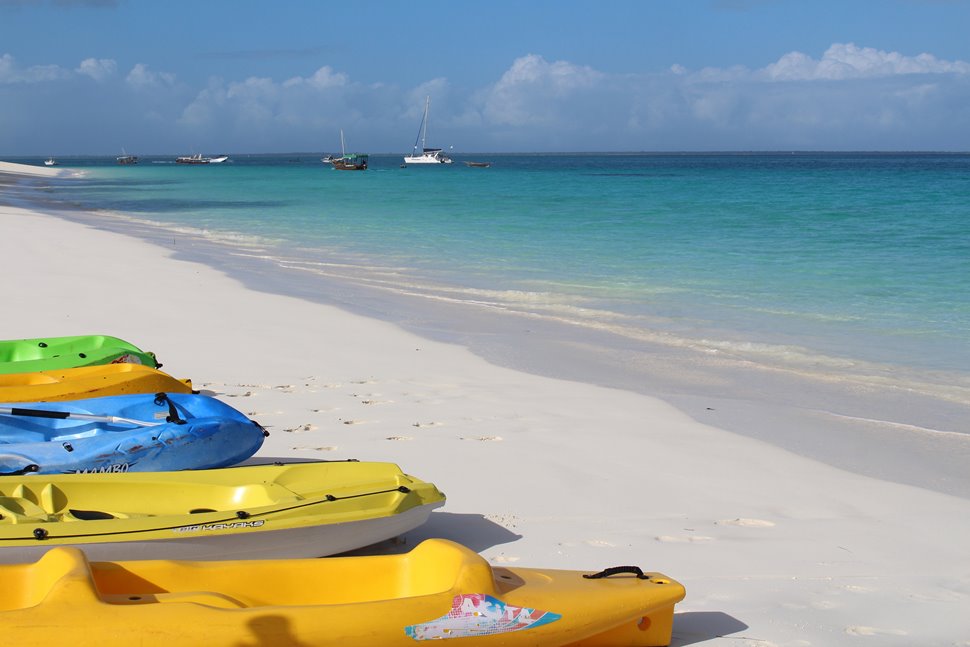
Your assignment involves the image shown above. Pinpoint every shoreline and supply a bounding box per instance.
[6,171,969,500]
[3,162,970,644]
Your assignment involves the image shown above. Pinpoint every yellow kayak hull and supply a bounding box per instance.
[0,538,685,646]
[0,363,192,402]
[0,461,445,563]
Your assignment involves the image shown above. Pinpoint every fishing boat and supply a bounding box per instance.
[0,460,445,563]
[175,154,229,164]
[116,149,138,165]
[0,392,266,476]
[0,538,683,646]
[0,335,160,375]
[0,364,193,402]
[403,96,453,165]
[328,130,368,171]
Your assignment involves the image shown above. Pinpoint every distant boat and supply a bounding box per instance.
[117,150,138,165]
[328,130,368,171]
[176,154,229,165]
[403,96,452,165]
[464,161,491,168]
[43,157,57,167]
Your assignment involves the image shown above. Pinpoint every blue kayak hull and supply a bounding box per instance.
[0,393,266,475]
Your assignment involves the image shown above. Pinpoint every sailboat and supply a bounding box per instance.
[328,130,368,171]
[43,157,57,167]
[403,96,452,165]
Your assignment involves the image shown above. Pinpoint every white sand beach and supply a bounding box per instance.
[2,160,969,646]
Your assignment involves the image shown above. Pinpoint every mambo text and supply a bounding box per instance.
[174,520,266,533]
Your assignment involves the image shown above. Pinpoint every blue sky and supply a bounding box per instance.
[2,0,969,155]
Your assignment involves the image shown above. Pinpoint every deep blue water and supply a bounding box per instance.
[10,152,970,388]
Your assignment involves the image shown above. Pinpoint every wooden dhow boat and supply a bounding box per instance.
[0,538,683,646]
[0,392,266,476]
[0,334,159,374]
[0,460,445,563]
[0,364,192,402]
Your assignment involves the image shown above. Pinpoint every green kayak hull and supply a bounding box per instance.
[0,335,159,374]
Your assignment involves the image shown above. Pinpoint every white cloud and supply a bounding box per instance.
[5,43,970,154]
[763,43,970,81]
[0,53,70,83]
[282,65,348,89]
[76,57,116,82]
[125,63,176,88]
[483,54,604,127]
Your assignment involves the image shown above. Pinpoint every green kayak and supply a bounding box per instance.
[0,335,159,374]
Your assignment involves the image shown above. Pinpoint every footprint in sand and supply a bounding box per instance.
[492,555,521,564]
[340,419,363,425]
[385,436,413,441]
[223,391,254,398]
[460,435,503,442]
[584,539,616,548]
[716,518,775,527]
[293,446,336,452]
[283,423,317,433]
[412,421,442,428]
[844,626,907,637]
[655,535,714,543]
[843,584,874,593]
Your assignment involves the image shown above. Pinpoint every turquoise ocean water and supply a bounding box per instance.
[8,152,970,406]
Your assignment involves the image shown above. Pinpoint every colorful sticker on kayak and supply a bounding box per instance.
[404,593,561,641]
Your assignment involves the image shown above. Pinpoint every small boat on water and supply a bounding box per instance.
[403,96,453,165]
[0,537,683,646]
[464,161,491,168]
[0,335,160,375]
[43,157,57,167]
[332,153,368,170]
[327,130,368,171]
[0,364,192,403]
[0,460,444,563]
[0,392,267,476]
[116,152,138,165]
[175,154,229,164]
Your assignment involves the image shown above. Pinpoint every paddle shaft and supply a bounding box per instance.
[0,406,162,427]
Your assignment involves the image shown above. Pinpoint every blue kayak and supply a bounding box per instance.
[0,393,267,475]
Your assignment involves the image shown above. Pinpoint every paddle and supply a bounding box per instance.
[0,405,163,428]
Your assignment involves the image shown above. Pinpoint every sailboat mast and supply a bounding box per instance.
[421,96,430,150]
[412,96,430,153]
[340,129,346,156]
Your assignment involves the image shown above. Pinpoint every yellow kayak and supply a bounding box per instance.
[0,460,445,563]
[0,538,685,646]
[0,363,193,402]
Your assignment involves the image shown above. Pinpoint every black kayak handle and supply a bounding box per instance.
[583,565,650,580]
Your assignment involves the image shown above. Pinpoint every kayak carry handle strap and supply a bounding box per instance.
[583,566,650,580]
[0,464,40,477]
[154,393,186,425]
